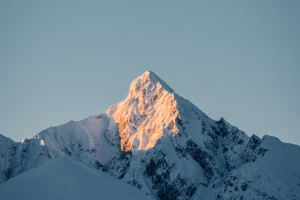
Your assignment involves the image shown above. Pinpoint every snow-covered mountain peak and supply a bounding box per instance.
[105,71,220,152]
[1,72,300,200]
[129,71,174,94]
[106,71,182,152]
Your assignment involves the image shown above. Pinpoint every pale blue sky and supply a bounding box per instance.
[0,1,299,145]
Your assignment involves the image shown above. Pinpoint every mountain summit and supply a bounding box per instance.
[131,71,174,93]
[0,71,300,200]
[107,71,180,151]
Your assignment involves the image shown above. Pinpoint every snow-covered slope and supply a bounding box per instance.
[0,156,150,200]
[1,71,300,200]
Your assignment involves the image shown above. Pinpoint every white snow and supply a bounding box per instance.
[0,156,150,200]
[1,71,300,200]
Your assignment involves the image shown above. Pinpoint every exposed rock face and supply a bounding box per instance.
[1,71,300,200]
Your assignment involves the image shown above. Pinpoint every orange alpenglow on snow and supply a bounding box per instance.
[106,71,181,152]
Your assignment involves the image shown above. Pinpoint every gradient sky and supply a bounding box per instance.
[0,1,299,145]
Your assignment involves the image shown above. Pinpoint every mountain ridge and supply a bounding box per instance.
[0,71,299,200]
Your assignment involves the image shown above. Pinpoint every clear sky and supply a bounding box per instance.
[0,1,299,145]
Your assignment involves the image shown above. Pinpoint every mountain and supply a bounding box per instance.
[0,156,150,200]
[1,71,300,200]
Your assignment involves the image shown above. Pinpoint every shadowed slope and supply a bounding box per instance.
[0,156,150,200]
